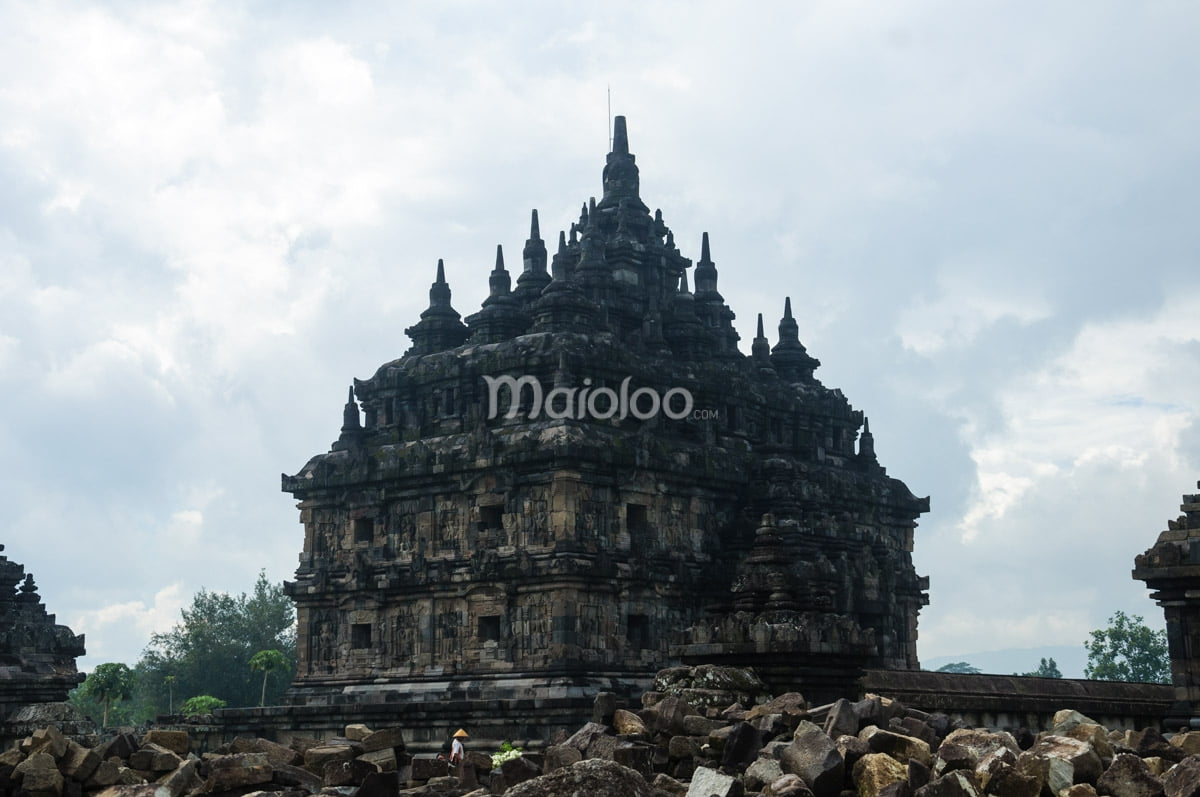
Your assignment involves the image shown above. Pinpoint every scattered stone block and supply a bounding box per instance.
[503,757,653,797]
[781,721,845,797]
[854,752,909,797]
[1163,755,1200,797]
[15,751,64,796]
[615,708,648,735]
[766,773,816,797]
[344,723,372,741]
[201,752,273,792]
[687,765,744,797]
[140,731,189,757]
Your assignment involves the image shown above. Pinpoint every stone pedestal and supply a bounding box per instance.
[1132,482,1200,729]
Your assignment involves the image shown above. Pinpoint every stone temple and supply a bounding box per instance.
[281,117,929,721]
[0,544,86,720]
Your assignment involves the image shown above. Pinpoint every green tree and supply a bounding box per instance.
[138,571,296,708]
[1085,611,1169,683]
[249,649,291,707]
[180,695,226,715]
[164,675,178,714]
[1019,657,1063,678]
[935,662,981,674]
[79,662,134,727]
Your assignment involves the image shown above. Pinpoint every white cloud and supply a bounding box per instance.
[898,262,1053,356]
[73,583,187,669]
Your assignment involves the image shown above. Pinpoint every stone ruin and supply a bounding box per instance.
[0,544,86,721]
[1134,481,1200,728]
[0,666,1189,797]
[280,116,930,723]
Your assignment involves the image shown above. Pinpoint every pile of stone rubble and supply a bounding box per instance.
[5,664,1200,797]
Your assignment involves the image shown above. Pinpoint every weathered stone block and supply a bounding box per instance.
[303,743,357,774]
[59,740,100,782]
[1095,752,1163,797]
[615,708,648,735]
[1018,736,1103,789]
[129,744,182,773]
[543,743,582,773]
[669,735,706,760]
[356,770,400,797]
[323,756,377,787]
[359,748,396,772]
[499,755,541,788]
[28,728,68,761]
[361,727,405,753]
[781,721,845,797]
[827,699,860,739]
[747,757,786,791]
[201,752,273,792]
[409,756,448,781]
[155,758,197,797]
[1163,755,1200,797]
[503,758,654,796]
[344,723,372,741]
[723,722,764,770]
[140,731,189,757]
[853,752,909,797]
[15,752,64,796]
[917,770,982,797]
[85,758,121,788]
[270,761,324,792]
[766,773,816,797]
[687,765,744,797]
[652,772,690,796]
[861,726,932,767]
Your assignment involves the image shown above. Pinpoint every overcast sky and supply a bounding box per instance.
[2,2,1198,679]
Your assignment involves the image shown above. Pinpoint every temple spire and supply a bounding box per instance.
[612,115,629,155]
[341,386,361,432]
[600,114,647,212]
[429,258,452,308]
[858,417,878,466]
[404,259,470,356]
[771,296,819,382]
[695,231,721,298]
[516,210,551,303]
[752,312,773,367]
[487,245,511,300]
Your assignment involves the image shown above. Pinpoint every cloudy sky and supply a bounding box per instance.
[2,1,1197,678]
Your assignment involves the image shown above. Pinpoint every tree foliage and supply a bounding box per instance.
[1085,611,1169,683]
[180,695,227,715]
[138,571,296,710]
[1019,657,1063,678]
[78,662,134,727]
[935,661,981,674]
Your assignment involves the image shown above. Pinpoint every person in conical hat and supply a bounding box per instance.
[450,728,468,764]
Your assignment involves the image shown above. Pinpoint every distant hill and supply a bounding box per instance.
[921,646,1088,679]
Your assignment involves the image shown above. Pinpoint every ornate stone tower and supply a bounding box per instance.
[0,545,86,718]
[1133,481,1200,727]
[282,118,929,712]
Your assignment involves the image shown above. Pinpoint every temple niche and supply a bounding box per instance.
[281,117,929,708]
[0,544,87,719]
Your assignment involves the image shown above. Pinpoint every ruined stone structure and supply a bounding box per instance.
[1134,481,1200,728]
[0,544,86,719]
[281,117,929,716]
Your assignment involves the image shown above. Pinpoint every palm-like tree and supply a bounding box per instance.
[248,649,291,707]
